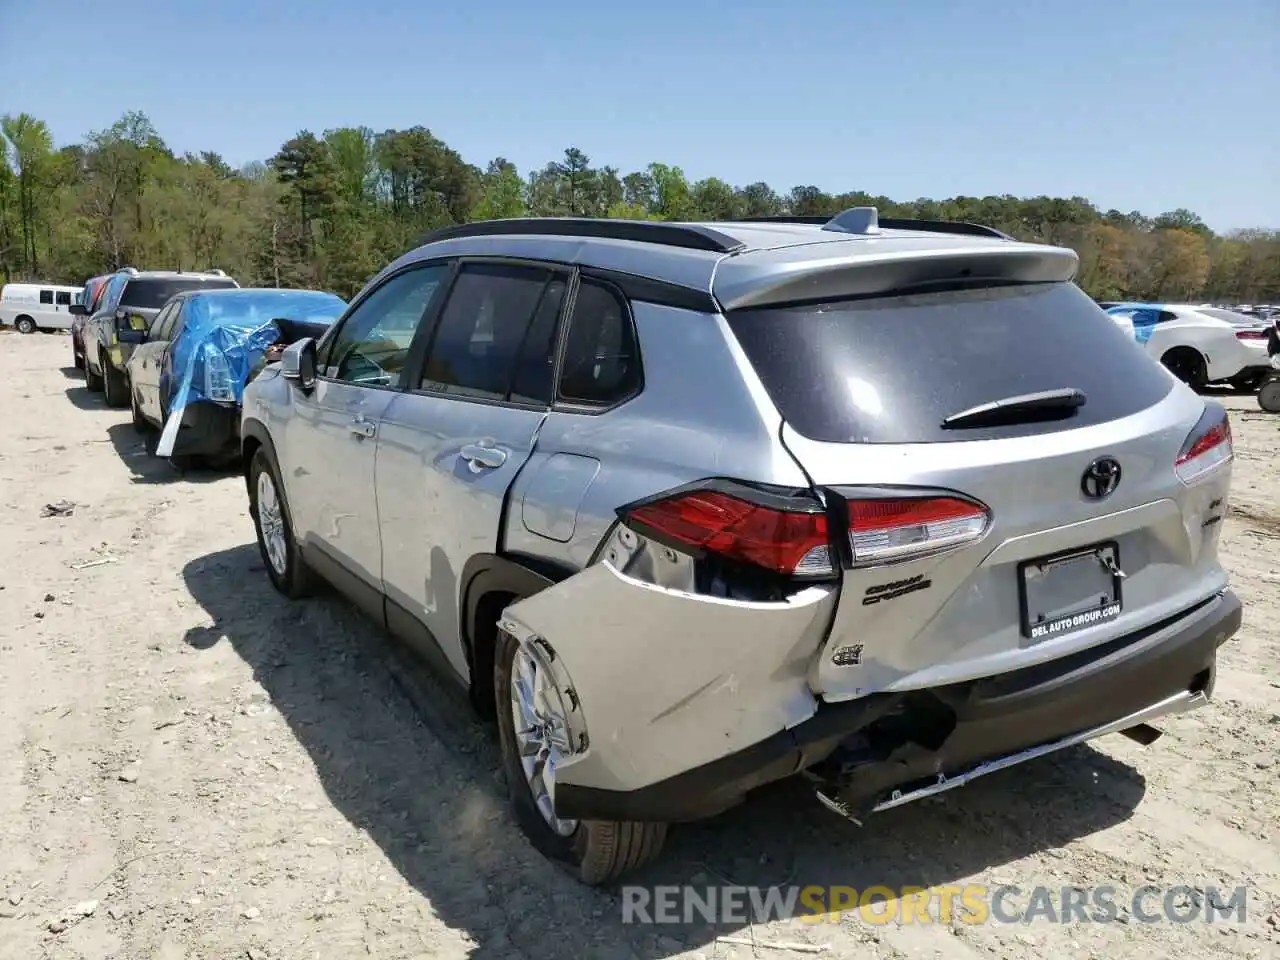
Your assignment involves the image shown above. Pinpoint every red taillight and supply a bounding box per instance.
[621,484,994,577]
[1235,329,1267,341]
[622,489,833,578]
[1175,404,1233,485]
[847,496,990,566]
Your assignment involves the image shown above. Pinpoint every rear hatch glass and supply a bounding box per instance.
[122,277,237,310]
[726,282,1173,444]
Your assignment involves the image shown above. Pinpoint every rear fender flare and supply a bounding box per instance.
[460,554,573,704]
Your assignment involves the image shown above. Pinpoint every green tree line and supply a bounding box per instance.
[2,109,1277,303]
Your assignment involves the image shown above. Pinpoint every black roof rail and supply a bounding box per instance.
[415,217,746,254]
[732,212,1012,241]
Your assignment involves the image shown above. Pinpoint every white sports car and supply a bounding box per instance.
[1105,303,1272,390]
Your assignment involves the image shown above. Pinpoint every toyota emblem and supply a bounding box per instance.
[1081,457,1122,499]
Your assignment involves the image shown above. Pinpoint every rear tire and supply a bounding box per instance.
[15,316,35,334]
[102,353,128,408]
[84,353,104,392]
[169,453,207,472]
[130,388,148,433]
[494,628,667,885]
[248,447,314,599]
[1258,377,1280,413]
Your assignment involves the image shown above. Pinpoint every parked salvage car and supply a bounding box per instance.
[125,287,345,467]
[1106,302,1272,390]
[240,211,1241,884]
[69,274,113,370]
[83,268,239,407]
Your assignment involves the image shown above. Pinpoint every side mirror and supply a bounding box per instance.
[280,338,317,391]
[69,303,87,317]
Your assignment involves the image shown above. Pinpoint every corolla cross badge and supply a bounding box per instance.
[1081,456,1122,499]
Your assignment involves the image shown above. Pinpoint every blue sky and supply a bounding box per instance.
[2,0,1276,231]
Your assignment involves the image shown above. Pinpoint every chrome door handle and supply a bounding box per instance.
[460,443,507,470]
[349,416,376,439]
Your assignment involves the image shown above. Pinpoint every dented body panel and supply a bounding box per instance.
[501,561,836,793]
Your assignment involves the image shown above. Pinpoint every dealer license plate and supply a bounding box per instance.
[1018,542,1123,641]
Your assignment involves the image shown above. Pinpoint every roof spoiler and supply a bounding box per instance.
[714,243,1080,311]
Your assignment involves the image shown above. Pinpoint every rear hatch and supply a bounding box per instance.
[724,280,1233,702]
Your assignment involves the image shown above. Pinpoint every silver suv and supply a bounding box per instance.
[239,210,1241,884]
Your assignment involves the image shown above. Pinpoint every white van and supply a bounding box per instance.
[0,282,85,333]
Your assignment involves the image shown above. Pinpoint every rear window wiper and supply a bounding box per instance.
[941,388,1087,430]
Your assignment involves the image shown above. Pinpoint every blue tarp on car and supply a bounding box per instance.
[156,289,346,457]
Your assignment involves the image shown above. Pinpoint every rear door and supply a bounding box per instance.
[725,281,1230,702]
[374,261,566,678]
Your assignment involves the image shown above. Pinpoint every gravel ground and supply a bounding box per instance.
[0,330,1276,960]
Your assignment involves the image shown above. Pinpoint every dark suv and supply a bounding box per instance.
[83,268,238,406]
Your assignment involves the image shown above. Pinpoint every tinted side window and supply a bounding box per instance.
[323,265,447,387]
[420,264,554,401]
[101,275,128,313]
[55,291,72,306]
[39,290,53,305]
[557,280,641,407]
[509,277,566,405]
[726,282,1174,444]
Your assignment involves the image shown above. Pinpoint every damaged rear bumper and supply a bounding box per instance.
[169,400,240,459]
[549,587,1240,824]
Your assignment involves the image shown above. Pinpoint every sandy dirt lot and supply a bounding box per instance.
[0,331,1276,960]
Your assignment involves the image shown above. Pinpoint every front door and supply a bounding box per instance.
[283,263,452,613]
[375,262,567,678]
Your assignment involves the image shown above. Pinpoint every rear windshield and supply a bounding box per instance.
[726,282,1174,444]
[122,277,236,309]
[1199,307,1261,326]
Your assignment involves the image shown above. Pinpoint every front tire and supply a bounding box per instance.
[15,316,36,334]
[1161,348,1208,391]
[249,447,313,599]
[494,628,667,885]
[73,338,85,370]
